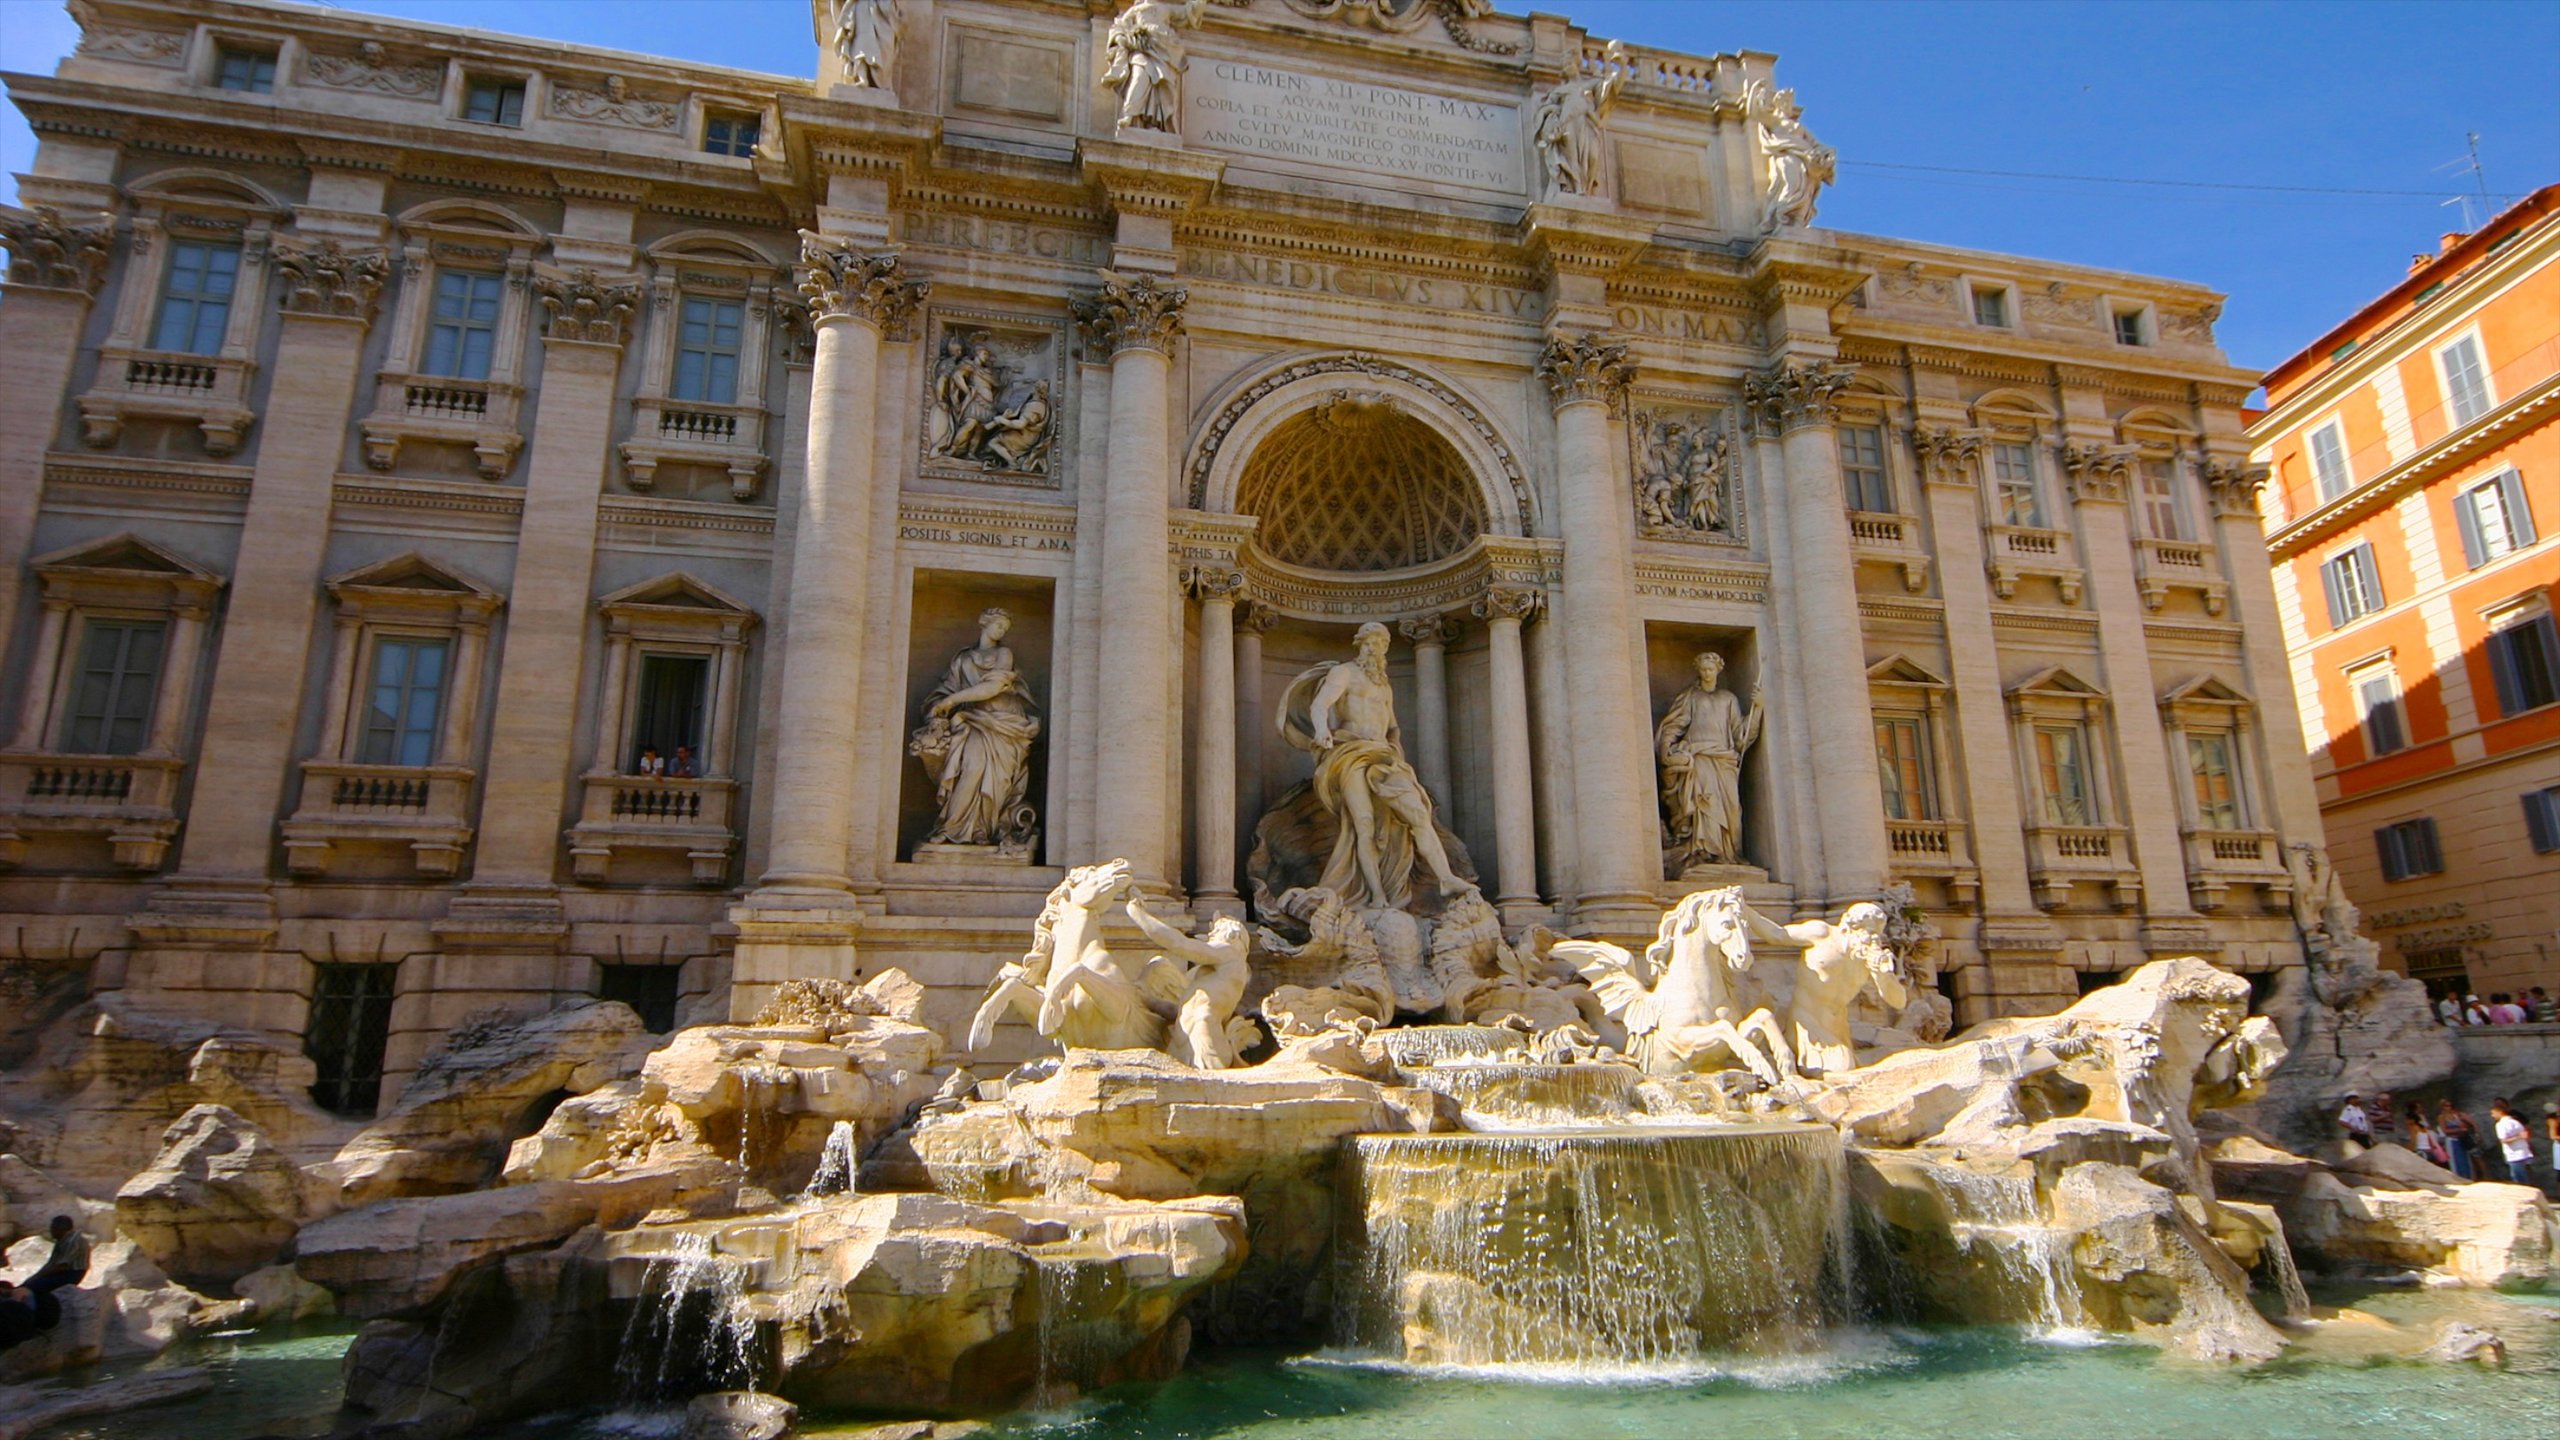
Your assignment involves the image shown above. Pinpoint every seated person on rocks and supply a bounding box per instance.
[0,1216,89,1348]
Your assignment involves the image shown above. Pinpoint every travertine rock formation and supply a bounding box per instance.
[113,1103,315,1289]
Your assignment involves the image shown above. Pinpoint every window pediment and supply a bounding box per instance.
[326,554,502,622]
[33,532,223,608]
[2008,665,2107,720]
[599,572,759,638]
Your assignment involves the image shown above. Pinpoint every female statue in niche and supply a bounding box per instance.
[1657,649,1763,875]
[911,607,1042,855]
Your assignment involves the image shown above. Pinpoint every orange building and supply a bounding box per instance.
[2254,184,2560,1004]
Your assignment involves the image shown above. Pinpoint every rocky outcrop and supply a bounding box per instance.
[2212,1133,2560,1288]
[114,1104,316,1289]
[0,1234,247,1379]
[0,1364,210,1440]
[2239,957,2455,1154]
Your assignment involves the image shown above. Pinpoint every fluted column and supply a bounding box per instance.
[1189,567,1244,912]
[1400,613,1456,812]
[1474,585,1544,921]
[758,242,925,891]
[1538,335,1655,934]
[1076,270,1186,885]
[0,209,112,667]
[1749,358,1891,902]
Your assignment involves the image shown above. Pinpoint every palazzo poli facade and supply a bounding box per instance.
[0,0,2313,1111]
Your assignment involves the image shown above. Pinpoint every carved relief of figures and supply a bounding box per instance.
[1101,0,1207,134]
[910,608,1041,856]
[1749,81,1835,231]
[830,0,901,90]
[1531,41,1626,197]
[925,324,1060,479]
[1633,411,1732,536]
[1657,649,1762,876]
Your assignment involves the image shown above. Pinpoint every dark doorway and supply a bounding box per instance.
[632,654,708,770]
[305,962,398,1117]
[597,963,682,1033]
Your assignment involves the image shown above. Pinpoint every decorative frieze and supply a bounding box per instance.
[796,236,927,335]
[1074,270,1186,357]
[535,268,639,345]
[2199,455,2270,519]
[1632,555,1769,607]
[73,20,183,66]
[0,207,112,294]
[1742,358,1852,435]
[272,239,389,319]
[1910,424,1986,488]
[302,42,439,98]
[897,497,1078,554]
[1536,334,1633,414]
[2058,441,2137,505]
[550,75,680,131]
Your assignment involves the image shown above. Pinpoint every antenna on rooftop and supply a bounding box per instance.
[2435,133,2490,231]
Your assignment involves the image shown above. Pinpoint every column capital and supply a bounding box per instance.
[1076,269,1187,357]
[2058,440,2138,506]
[1399,613,1458,647]
[796,234,928,335]
[1536,333,1634,414]
[1237,602,1281,635]
[1910,423,1987,488]
[272,237,389,320]
[1183,564,1246,603]
[1743,357,1854,435]
[1472,584,1546,624]
[0,206,112,296]
[2198,454,2270,519]
[534,266,640,346]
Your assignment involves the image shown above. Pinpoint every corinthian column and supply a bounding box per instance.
[1075,270,1186,886]
[1538,335,1656,936]
[730,239,923,1019]
[1189,567,1245,914]
[1473,585,1544,923]
[0,209,111,662]
[1748,358,1890,901]
[1400,613,1456,812]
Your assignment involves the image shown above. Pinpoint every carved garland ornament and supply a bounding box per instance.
[1074,270,1187,357]
[1536,335,1635,415]
[796,235,928,334]
[272,239,389,318]
[536,268,640,345]
[1742,359,1854,435]
[302,43,439,98]
[1186,352,1532,535]
[0,207,112,294]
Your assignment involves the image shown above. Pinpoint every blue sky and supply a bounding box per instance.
[3,0,2555,373]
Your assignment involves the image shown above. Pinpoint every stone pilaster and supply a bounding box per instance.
[1474,584,1545,925]
[1076,269,1186,886]
[0,208,113,677]
[1188,566,1245,914]
[1747,358,1891,903]
[1538,333,1654,936]
[2203,454,2324,848]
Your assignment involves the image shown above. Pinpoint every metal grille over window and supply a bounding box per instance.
[305,963,397,1116]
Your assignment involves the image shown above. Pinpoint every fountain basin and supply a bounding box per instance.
[1401,1061,1646,1129]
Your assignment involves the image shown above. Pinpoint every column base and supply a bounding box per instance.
[1191,892,1246,924]
[1564,891,1663,948]
[723,890,866,1022]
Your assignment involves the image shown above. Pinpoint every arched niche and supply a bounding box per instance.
[1236,399,1486,573]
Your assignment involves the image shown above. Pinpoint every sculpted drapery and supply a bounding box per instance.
[1657,650,1763,874]
[913,608,1041,852]
[1280,622,1468,912]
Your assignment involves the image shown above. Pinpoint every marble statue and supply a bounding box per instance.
[1749,900,1904,1077]
[932,340,1000,461]
[1656,650,1763,875]
[969,859,1160,1052]
[929,333,1055,476]
[2286,839,2362,952]
[981,381,1053,473]
[830,0,901,90]
[1101,0,1207,134]
[1553,887,1795,1084]
[910,608,1041,855]
[1280,622,1471,912]
[1125,891,1258,1069]
[1531,42,1626,197]
[1751,81,1836,230]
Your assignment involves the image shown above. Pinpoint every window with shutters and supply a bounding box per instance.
[1840,423,1892,513]
[2349,663,2407,757]
[2308,420,2352,502]
[2320,543,2385,626]
[2436,331,2494,427]
[150,240,241,357]
[304,963,398,1117]
[462,77,526,127]
[2454,468,2535,568]
[61,620,165,757]
[2485,601,2560,717]
[1873,714,1936,821]
[2374,817,2444,882]
[2522,787,2560,855]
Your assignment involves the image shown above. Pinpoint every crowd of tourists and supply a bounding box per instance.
[2436,988,2555,1025]
[2339,1090,2558,1193]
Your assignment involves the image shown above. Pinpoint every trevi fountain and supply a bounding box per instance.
[0,2,2551,1438]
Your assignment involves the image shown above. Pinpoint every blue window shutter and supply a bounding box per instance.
[2375,825,2405,881]
[2489,630,2524,716]
[2322,561,2349,627]
[2456,489,2488,568]
[2525,791,2559,854]
[2502,470,2537,547]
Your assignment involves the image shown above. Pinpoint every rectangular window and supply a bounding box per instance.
[2439,333,2492,427]
[304,962,397,1117]
[2113,307,2147,347]
[150,240,240,356]
[2308,421,2352,502]
[1971,285,2009,327]
[2139,457,2186,540]
[2352,668,2406,756]
[214,46,277,93]
[597,963,682,1034]
[2522,787,2560,855]
[421,270,504,380]
[670,297,745,405]
[463,77,525,127]
[2375,817,2444,882]
[2319,543,2384,626]
[2454,469,2536,568]
[702,110,761,157]
[1874,715,1934,821]
[62,619,165,756]
[2486,609,2560,717]
[2034,723,2092,825]
[2186,732,2240,830]
[1840,423,1891,512]
[1993,441,2043,527]
[632,653,708,771]
[357,637,449,767]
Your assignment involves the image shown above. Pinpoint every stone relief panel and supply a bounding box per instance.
[551,75,682,131]
[920,310,1067,489]
[302,42,440,98]
[1629,404,1745,545]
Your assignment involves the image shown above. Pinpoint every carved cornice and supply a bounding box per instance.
[1081,139,1225,216]
[2058,441,2138,505]
[0,206,112,294]
[1906,344,2050,388]
[1910,424,1986,488]
[295,137,402,172]
[552,170,653,206]
[1743,358,1854,435]
[1537,334,1634,414]
[272,237,388,319]
[796,235,927,335]
[535,267,639,345]
[1074,269,1187,357]
[2198,455,2270,520]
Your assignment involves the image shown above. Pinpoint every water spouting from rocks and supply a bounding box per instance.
[807,1120,860,1197]
[614,1230,761,1404]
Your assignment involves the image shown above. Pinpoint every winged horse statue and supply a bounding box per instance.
[1549,887,1797,1084]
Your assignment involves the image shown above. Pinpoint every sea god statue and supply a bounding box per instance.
[1280,622,1470,911]
[910,607,1041,856]
[1657,649,1763,875]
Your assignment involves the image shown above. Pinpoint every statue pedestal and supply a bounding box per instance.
[1674,861,1771,888]
[913,842,1034,868]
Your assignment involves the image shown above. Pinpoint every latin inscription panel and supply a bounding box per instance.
[1188,59,1524,195]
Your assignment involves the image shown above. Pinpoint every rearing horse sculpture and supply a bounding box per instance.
[968,858,1166,1053]
[1552,887,1796,1084]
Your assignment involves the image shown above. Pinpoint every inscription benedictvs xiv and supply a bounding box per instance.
[1190,60,1524,194]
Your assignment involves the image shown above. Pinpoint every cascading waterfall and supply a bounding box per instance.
[1368,1024,1530,1069]
[1337,1123,1851,1369]
[2256,1211,2312,1320]
[1404,1062,1645,1129]
[1923,1168,2087,1335]
[807,1119,860,1197]
[613,1230,761,1404]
